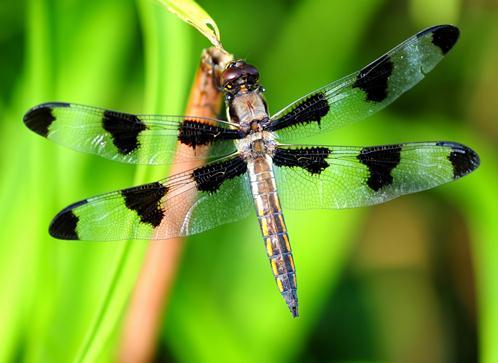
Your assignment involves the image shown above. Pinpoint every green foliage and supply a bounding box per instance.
[0,0,497,362]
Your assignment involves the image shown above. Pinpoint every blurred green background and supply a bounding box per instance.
[1,0,497,362]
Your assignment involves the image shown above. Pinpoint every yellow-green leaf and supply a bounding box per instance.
[158,0,222,48]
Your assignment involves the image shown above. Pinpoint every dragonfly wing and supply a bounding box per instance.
[49,154,253,240]
[268,25,460,141]
[272,142,479,210]
[24,102,243,165]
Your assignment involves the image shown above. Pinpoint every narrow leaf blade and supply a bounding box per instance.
[158,0,222,48]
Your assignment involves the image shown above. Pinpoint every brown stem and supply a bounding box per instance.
[117,48,233,363]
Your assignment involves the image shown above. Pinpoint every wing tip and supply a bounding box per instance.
[49,199,87,240]
[418,24,460,55]
[437,141,480,178]
[23,102,70,137]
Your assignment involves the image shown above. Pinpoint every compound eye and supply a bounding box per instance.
[245,64,259,79]
[222,67,242,84]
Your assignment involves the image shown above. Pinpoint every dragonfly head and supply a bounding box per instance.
[221,60,261,96]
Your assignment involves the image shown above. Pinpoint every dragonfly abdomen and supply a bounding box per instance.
[248,156,299,317]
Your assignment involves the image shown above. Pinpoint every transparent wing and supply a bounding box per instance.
[272,142,479,210]
[49,155,253,240]
[24,102,243,165]
[268,25,460,141]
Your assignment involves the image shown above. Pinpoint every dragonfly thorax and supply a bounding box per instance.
[236,131,276,160]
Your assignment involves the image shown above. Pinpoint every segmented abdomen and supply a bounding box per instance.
[247,156,298,317]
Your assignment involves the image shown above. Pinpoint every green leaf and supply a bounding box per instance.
[73,1,193,362]
[157,0,222,49]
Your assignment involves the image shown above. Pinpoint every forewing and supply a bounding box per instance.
[272,142,479,210]
[269,25,460,141]
[23,102,242,164]
[49,155,253,240]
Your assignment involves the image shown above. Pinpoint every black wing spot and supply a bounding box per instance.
[268,92,330,132]
[436,141,480,179]
[273,147,331,175]
[122,182,168,227]
[358,145,402,191]
[418,25,460,55]
[193,156,247,193]
[49,199,87,240]
[353,54,394,103]
[178,119,242,148]
[102,110,147,155]
[23,102,70,137]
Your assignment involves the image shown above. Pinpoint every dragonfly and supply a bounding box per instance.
[24,25,479,317]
